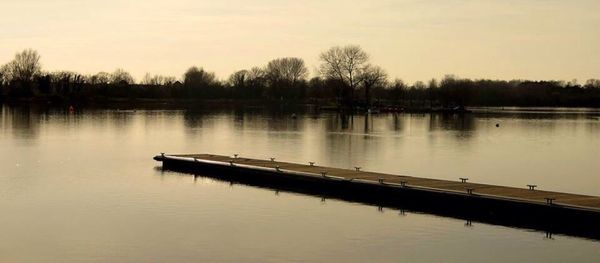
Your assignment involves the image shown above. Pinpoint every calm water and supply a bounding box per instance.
[1,104,599,262]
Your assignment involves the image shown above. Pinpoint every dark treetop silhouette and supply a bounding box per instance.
[1,47,599,108]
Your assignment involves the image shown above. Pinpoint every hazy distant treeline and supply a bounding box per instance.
[1,48,599,107]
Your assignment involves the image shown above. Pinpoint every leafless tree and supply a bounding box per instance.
[46,71,84,94]
[228,67,269,98]
[413,81,426,90]
[319,45,370,105]
[110,69,134,84]
[88,72,111,85]
[228,70,250,87]
[243,66,267,90]
[141,73,153,85]
[0,64,10,85]
[49,71,83,84]
[247,67,266,84]
[183,66,216,87]
[262,57,308,98]
[5,49,41,82]
[387,78,407,102]
[141,73,176,85]
[319,45,369,90]
[162,76,176,85]
[585,79,600,89]
[265,57,308,85]
[360,64,387,106]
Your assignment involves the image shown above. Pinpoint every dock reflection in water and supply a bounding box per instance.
[156,159,600,242]
[1,104,600,262]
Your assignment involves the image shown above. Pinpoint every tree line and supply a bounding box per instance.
[1,47,599,108]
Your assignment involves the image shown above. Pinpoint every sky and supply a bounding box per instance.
[1,0,599,83]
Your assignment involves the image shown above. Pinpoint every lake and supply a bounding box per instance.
[1,104,599,262]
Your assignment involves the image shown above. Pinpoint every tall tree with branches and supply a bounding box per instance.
[264,57,308,99]
[265,57,308,86]
[319,45,369,106]
[2,49,42,96]
[7,49,42,82]
[360,64,387,107]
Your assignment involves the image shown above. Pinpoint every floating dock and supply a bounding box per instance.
[154,153,600,240]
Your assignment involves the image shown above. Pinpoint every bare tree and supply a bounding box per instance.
[46,71,84,95]
[319,45,369,105]
[110,68,134,84]
[228,68,268,98]
[89,72,111,85]
[49,71,82,83]
[141,73,153,85]
[263,57,308,99]
[0,64,10,85]
[6,49,42,82]
[228,70,250,87]
[585,79,600,89]
[162,76,176,85]
[360,64,387,107]
[247,67,266,85]
[141,73,176,85]
[183,66,216,87]
[265,57,308,85]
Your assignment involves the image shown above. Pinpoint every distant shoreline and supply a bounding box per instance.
[2,49,599,110]
[2,98,600,114]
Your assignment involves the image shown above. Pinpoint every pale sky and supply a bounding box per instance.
[2,0,599,83]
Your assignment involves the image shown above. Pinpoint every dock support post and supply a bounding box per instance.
[234,154,238,159]
[229,160,235,166]
[270,158,275,162]
[527,184,537,190]
[309,162,315,166]
[460,178,468,183]
[321,171,327,177]
[545,198,555,205]
[400,181,407,187]
[378,178,384,184]
[355,167,361,171]
[276,165,281,172]
[466,188,474,195]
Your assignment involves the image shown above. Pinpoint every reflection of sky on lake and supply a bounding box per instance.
[1,104,599,262]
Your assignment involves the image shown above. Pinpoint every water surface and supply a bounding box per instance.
[1,104,599,262]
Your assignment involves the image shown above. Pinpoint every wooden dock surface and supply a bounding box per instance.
[168,154,600,212]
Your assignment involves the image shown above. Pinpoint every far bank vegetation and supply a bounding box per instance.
[1,47,599,108]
